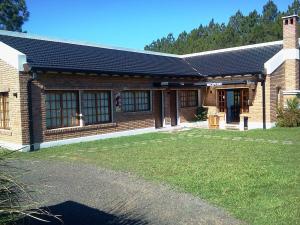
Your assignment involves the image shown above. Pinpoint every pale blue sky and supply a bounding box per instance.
[23,0,291,50]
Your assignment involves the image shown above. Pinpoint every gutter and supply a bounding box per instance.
[27,71,37,151]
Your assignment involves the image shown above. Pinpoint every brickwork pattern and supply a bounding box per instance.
[30,73,199,144]
[283,17,299,49]
[0,59,26,145]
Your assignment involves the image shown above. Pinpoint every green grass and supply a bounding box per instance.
[12,128,300,225]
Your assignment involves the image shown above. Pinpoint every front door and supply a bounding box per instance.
[163,90,178,126]
[226,90,240,123]
[154,90,163,128]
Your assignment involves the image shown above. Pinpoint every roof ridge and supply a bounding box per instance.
[0,30,181,58]
[180,40,284,58]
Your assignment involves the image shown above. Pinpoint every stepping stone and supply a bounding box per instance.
[222,137,230,140]
[232,137,242,141]
[244,138,254,142]
[255,139,265,142]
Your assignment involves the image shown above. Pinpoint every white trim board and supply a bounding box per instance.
[0,140,30,152]
[247,122,276,130]
[282,90,300,95]
[180,40,283,58]
[264,48,300,74]
[0,41,27,71]
[39,127,157,149]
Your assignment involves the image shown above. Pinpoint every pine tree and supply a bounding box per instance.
[144,0,294,54]
[0,0,29,32]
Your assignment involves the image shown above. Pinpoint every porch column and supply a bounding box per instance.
[176,90,180,125]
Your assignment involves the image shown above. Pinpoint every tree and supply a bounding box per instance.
[0,0,29,32]
[262,0,279,22]
[287,0,300,15]
[144,0,295,54]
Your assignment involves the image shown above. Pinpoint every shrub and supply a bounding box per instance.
[276,97,300,127]
[195,106,208,121]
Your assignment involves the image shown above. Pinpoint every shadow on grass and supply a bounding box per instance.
[15,200,148,225]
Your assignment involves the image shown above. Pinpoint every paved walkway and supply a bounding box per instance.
[9,160,243,225]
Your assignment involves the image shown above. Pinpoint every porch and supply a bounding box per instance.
[156,74,270,131]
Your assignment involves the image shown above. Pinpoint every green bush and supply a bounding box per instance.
[276,97,300,127]
[195,106,208,121]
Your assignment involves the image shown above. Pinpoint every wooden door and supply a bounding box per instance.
[154,90,163,128]
[170,90,177,126]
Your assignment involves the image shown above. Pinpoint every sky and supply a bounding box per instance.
[23,0,291,50]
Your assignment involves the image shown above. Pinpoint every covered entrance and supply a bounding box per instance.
[218,88,249,124]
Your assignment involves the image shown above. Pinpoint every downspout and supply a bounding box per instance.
[27,72,37,151]
[259,74,267,130]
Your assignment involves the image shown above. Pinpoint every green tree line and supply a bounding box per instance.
[144,0,300,54]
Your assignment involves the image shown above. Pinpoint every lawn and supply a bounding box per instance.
[11,127,300,225]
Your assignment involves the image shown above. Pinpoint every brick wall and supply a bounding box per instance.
[269,64,285,122]
[30,73,199,144]
[0,59,26,145]
[284,59,300,90]
[179,107,197,122]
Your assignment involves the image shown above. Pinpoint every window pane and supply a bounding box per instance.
[0,93,9,129]
[122,91,150,112]
[180,91,197,108]
[45,92,78,129]
[82,91,111,125]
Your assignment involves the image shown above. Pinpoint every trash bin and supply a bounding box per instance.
[244,116,248,130]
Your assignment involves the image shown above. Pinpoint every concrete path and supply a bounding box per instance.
[9,160,243,225]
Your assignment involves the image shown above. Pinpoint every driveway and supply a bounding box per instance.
[8,160,243,225]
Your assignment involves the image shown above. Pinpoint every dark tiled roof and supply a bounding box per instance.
[184,44,282,76]
[0,34,199,77]
[0,32,283,77]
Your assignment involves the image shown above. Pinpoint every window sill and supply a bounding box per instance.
[120,111,153,116]
[44,123,117,135]
[0,129,12,136]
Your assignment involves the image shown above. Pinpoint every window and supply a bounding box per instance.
[180,90,198,108]
[122,91,150,112]
[241,89,249,113]
[0,93,9,129]
[82,91,111,125]
[46,92,79,129]
[218,90,226,112]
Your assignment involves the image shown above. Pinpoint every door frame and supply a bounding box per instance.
[225,89,241,124]
[217,88,241,124]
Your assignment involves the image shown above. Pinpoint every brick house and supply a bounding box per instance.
[0,15,299,151]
